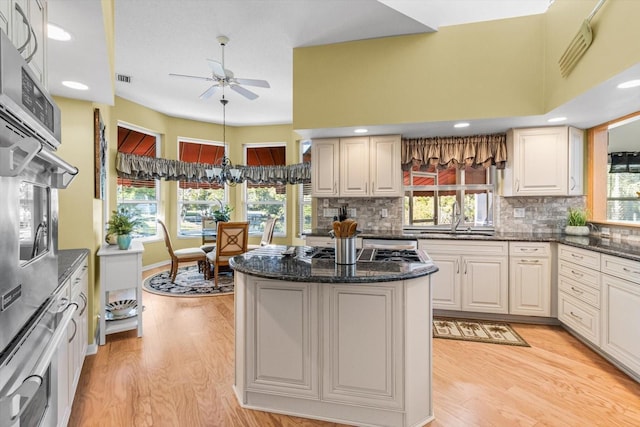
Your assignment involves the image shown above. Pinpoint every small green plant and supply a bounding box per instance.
[212,205,233,222]
[567,208,588,226]
[107,207,143,235]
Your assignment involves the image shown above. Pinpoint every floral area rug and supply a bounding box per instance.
[143,265,234,297]
[433,317,530,347]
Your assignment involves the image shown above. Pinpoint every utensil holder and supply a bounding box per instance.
[335,236,357,265]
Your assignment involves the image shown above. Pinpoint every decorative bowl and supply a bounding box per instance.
[106,299,137,317]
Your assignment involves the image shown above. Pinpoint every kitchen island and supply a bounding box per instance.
[230,245,438,427]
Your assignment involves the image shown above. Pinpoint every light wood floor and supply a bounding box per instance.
[69,266,640,427]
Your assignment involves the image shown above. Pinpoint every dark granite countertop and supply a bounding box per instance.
[305,229,640,262]
[229,245,439,283]
[58,248,90,284]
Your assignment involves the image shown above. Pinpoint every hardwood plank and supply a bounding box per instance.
[69,268,640,426]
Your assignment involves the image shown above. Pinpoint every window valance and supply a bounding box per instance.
[116,152,311,184]
[401,133,507,170]
[609,151,640,173]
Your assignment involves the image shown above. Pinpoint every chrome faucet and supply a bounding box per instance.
[451,200,462,232]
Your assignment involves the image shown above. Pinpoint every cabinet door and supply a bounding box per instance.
[246,280,319,398]
[508,127,568,196]
[462,256,509,314]
[311,139,339,196]
[339,136,369,196]
[26,0,45,84]
[509,257,550,316]
[601,274,640,375]
[568,127,584,195]
[429,253,462,310]
[322,284,403,409]
[370,135,402,196]
[0,1,10,35]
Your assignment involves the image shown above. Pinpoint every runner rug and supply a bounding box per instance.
[433,317,530,347]
[143,265,234,297]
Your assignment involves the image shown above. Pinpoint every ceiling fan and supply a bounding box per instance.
[169,35,270,100]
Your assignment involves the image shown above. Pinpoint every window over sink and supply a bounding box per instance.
[403,164,495,231]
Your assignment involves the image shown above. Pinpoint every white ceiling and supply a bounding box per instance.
[46,0,640,139]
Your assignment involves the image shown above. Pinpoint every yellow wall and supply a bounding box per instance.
[293,15,545,130]
[293,0,640,131]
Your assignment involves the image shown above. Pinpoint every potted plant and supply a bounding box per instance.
[565,207,590,236]
[212,205,233,223]
[106,207,143,249]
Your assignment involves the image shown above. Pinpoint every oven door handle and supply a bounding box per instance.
[0,303,77,425]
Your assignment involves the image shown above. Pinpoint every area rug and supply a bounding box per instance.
[143,265,234,297]
[433,317,530,347]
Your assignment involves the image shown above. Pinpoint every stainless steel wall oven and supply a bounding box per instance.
[0,30,77,427]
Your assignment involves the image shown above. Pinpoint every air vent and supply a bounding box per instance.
[116,74,131,83]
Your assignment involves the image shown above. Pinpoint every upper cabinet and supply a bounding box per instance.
[0,0,47,85]
[502,126,584,197]
[312,135,402,197]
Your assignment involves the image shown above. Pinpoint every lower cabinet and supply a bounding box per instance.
[600,255,640,376]
[56,254,89,427]
[420,240,509,314]
[509,242,551,316]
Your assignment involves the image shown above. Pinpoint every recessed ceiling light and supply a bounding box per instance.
[617,79,640,89]
[354,128,368,134]
[62,81,88,90]
[454,122,470,128]
[48,23,71,41]
[548,116,567,123]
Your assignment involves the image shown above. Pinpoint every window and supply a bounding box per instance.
[299,140,312,236]
[244,144,286,236]
[403,164,495,229]
[116,125,160,239]
[588,112,640,226]
[177,139,227,236]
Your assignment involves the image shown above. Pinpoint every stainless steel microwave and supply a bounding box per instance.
[0,30,61,150]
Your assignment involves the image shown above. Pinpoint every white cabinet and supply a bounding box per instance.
[502,126,583,196]
[0,0,47,84]
[509,242,551,317]
[600,254,640,376]
[245,280,319,398]
[97,241,144,345]
[420,240,509,314]
[557,244,601,346]
[311,135,402,197]
[56,252,89,427]
[322,283,403,409]
[311,138,339,196]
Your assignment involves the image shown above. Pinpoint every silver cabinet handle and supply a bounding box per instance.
[570,176,576,190]
[68,318,77,343]
[571,270,584,277]
[520,259,540,264]
[571,253,584,260]
[456,259,459,274]
[515,179,519,192]
[570,286,584,294]
[520,248,539,253]
[622,267,640,275]
[463,260,467,275]
[569,311,583,321]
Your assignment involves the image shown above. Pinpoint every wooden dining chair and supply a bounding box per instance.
[158,219,207,282]
[248,217,277,250]
[200,216,217,253]
[205,221,249,287]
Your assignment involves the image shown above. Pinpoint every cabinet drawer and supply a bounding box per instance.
[509,242,550,257]
[305,236,362,248]
[558,274,600,309]
[558,259,600,290]
[558,244,600,270]
[420,240,508,256]
[558,292,600,346]
[601,254,640,284]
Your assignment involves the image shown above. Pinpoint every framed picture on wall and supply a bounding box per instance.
[94,108,107,199]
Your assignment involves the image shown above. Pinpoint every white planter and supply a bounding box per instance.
[565,225,590,236]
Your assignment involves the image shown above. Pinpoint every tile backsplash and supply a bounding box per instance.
[315,196,640,242]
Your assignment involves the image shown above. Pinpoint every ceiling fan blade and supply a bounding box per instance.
[234,78,270,88]
[230,84,259,100]
[199,84,218,100]
[169,73,213,82]
[206,59,227,77]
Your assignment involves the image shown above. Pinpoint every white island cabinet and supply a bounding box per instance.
[232,246,437,427]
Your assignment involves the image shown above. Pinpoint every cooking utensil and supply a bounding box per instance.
[348,221,358,237]
[333,221,341,238]
[558,0,607,77]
